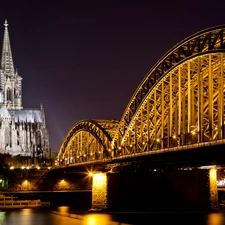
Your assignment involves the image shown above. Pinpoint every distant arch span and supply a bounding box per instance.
[58,119,119,163]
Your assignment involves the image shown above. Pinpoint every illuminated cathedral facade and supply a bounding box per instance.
[0,19,49,157]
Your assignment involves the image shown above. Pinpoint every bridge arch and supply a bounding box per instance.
[58,25,225,163]
[58,119,119,164]
[113,25,225,156]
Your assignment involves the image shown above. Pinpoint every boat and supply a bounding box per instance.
[0,194,50,209]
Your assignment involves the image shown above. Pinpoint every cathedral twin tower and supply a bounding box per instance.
[0,20,49,157]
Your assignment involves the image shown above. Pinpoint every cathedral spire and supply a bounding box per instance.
[1,19,14,76]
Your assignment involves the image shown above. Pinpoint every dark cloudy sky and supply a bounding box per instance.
[1,1,225,152]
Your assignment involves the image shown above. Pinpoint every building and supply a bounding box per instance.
[0,19,49,158]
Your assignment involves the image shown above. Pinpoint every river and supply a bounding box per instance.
[0,207,225,225]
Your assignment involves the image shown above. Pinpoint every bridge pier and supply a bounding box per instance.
[90,173,107,211]
[90,168,218,211]
[209,168,218,210]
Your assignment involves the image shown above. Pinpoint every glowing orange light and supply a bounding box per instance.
[58,206,69,214]
[22,180,29,189]
[93,173,106,185]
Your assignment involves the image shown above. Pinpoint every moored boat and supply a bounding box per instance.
[0,194,50,209]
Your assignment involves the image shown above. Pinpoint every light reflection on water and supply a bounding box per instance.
[57,206,70,214]
[0,207,225,224]
[53,207,225,225]
[207,213,225,225]
[83,214,115,225]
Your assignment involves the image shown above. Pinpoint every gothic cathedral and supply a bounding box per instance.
[0,19,49,157]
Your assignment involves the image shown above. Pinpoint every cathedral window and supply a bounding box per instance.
[36,130,42,148]
[0,92,3,103]
[5,126,10,146]
[17,130,19,145]
[7,87,12,102]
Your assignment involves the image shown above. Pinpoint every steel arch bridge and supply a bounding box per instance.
[58,120,119,164]
[59,25,225,165]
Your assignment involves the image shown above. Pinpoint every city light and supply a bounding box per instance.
[217,178,225,187]
[93,173,106,183]
[199,165,217,169]
[57,179,70,189]
[22,180,30,190]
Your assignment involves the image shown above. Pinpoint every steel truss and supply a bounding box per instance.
[113,53,225,156]
[58,120,119,164]
[112,25,225,156]
[59,25,225,163]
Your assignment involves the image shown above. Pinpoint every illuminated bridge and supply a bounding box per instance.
[56,25,225,211]
[59,25,225,167]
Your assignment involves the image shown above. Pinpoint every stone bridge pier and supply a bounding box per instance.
[90,168,218,212]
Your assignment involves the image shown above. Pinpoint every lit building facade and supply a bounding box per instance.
[0,19,49,157]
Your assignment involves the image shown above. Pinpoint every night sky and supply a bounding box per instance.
[1,1,225,152]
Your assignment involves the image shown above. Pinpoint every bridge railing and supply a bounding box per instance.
[112,139,225,160]
[61,139,225,167]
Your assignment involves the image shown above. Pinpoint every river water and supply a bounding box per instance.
[1,207,225,225]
